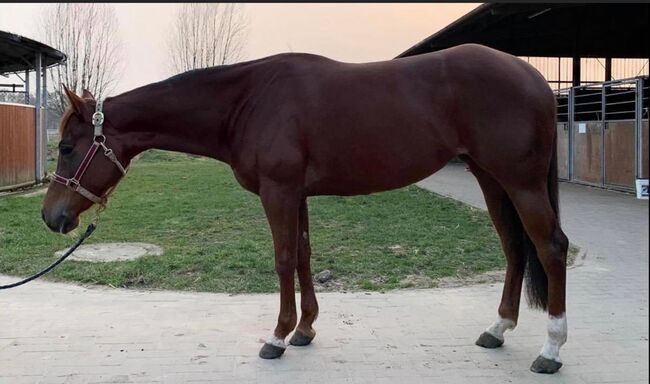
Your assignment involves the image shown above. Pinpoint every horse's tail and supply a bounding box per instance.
[497,195,547,311]
[521,129,559,311]
[547,129,561,224]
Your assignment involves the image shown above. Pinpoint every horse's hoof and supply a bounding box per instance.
[259,343,286,359]
[289,329,314,346]
[475,331,504,349]
[530,355,562,374]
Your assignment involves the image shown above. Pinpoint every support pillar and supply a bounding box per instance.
[24,69,29,104]
[572,56,581,86]
[41,56,48,180]
[34,52,45,183]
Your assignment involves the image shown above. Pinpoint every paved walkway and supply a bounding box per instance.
[1,164,648,383]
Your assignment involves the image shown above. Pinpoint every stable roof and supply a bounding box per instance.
[0,30,66,74]
[396,4,650,59]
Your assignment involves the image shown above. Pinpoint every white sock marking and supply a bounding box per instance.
[485,316,516,341]
[265,335,286,349]
[540,313,567,363]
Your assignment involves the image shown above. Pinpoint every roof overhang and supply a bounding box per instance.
[397,3,650,59]
[0,30,66,75]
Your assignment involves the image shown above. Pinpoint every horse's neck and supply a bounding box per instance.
[107,67,252,164]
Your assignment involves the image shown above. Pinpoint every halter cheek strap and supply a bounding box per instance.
[52,100,128,205]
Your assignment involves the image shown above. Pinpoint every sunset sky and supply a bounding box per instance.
[0,3,478,95]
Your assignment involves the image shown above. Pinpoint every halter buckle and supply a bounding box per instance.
[66,178,80,191]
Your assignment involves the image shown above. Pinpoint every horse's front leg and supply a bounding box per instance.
[258,180,301,359]
[289,198,319,346]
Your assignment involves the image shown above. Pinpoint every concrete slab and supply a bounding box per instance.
[55,243,163,263]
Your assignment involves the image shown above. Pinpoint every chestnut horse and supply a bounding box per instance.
[42,44,568,373]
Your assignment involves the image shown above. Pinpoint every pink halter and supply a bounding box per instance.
[52,100,127,205]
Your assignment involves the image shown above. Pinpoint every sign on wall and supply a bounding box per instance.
[636,179,649,199]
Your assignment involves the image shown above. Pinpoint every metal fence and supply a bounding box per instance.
[555,76,649,191]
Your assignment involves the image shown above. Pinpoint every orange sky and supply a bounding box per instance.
[0,3,479,94]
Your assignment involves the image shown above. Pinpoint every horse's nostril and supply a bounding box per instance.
[58,213,68,231]
[56,212,78,234]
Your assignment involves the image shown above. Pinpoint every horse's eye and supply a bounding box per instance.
[59,145,73,156]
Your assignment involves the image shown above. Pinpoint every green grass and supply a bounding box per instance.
[0,151,506,293]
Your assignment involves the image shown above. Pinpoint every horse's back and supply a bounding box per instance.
[244,46,556,195]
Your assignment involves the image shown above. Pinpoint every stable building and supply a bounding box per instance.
[0,30,66,192]
[397,3,649,193]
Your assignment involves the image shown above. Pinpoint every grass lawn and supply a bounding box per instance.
[0,151,508,293]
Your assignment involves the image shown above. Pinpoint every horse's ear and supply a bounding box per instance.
[81,89,95,101]
[62,84,85,116]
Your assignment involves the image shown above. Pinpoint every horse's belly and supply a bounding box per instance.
[304,143,453,196]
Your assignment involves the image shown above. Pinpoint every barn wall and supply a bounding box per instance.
[0,103,36,191]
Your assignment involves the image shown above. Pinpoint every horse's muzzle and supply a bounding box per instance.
[42,208,79,234]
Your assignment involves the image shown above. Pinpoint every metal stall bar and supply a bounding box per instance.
[555,88,571,180]
[637,77,644,179]
[601,80,606,188]
[568,86,575,180]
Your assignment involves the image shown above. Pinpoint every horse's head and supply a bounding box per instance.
[42,86,128,234]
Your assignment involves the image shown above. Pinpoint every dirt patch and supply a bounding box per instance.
[312,243,583,292]
[434,270,505,288]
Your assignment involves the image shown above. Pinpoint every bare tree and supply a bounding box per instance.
[167,3,248,74]
[39,3,123,114]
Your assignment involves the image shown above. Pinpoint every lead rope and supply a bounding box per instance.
[0,177,110,290]
[0,206,103,290]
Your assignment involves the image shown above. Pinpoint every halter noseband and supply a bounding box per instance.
[52,100,128,205]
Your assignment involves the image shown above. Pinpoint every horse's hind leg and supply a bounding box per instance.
[465,160,526,349]
[507,184,568,374]
[289,198,319,346]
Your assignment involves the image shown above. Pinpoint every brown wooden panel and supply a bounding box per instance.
[557,123,569,179]
[0,103,36,190]
[642,121,649,179]
[604,121,635,188]
[572,122,602,185]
